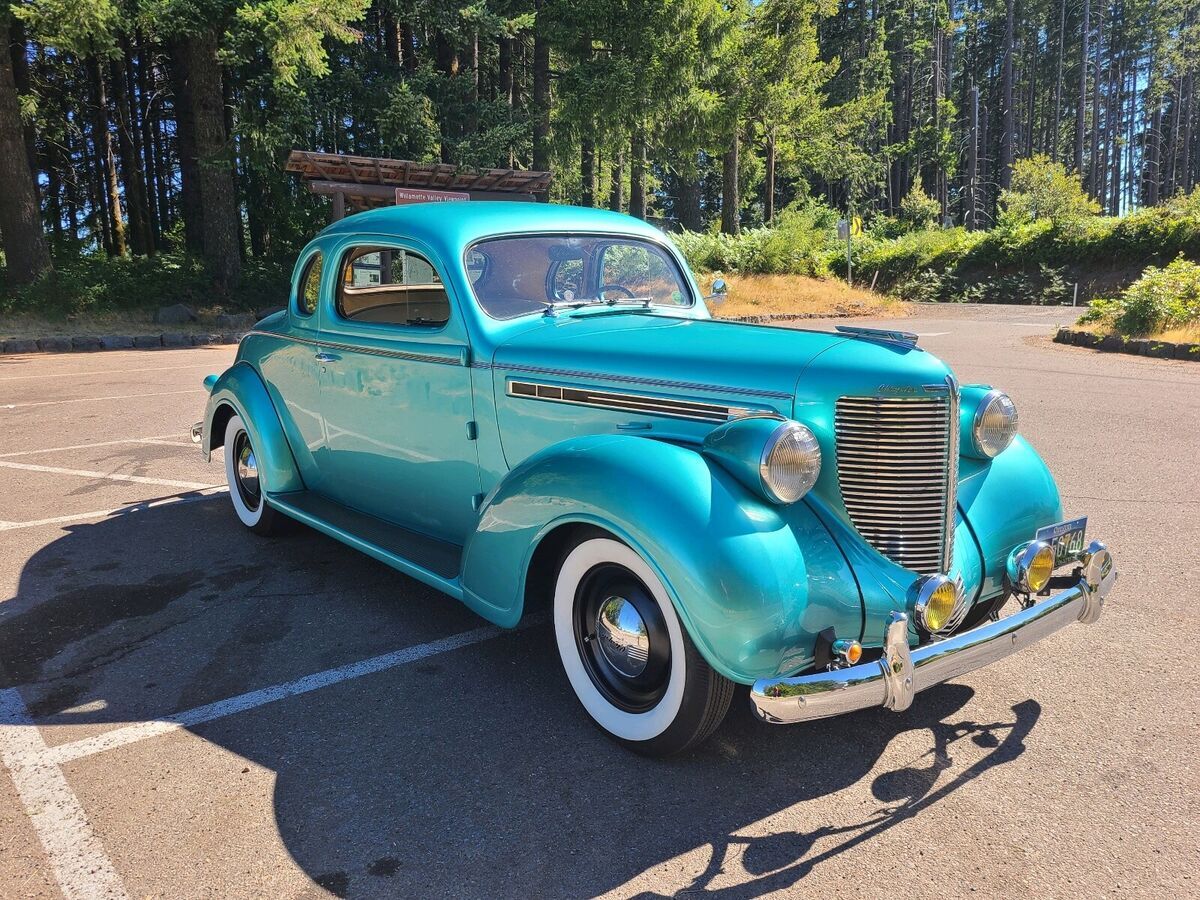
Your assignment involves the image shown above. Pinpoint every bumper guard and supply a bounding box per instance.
[750,542,1116,724]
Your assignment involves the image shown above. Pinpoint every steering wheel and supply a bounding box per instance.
[599,284,635,300]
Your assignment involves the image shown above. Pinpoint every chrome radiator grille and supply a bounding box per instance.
[834,392,958,574]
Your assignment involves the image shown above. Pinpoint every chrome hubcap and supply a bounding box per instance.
[233,432,260,511]
[596,596,650,678]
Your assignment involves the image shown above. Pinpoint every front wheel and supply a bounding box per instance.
[223,413,286,535]
[553,536,733,756]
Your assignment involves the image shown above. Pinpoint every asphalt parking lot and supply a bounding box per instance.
[1,303,1197,899]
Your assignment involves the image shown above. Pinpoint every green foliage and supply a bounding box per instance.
[0,253,290,319]
[840,226,981,286]
[898,183,941,230]
[1083,258,1200,336]
[998,155,1101,234]
[672,200,838,276]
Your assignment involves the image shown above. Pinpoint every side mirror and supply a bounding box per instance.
[705,278,728,304]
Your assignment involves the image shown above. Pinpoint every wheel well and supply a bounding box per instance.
[209,402,236,453]
[522,522,610,617]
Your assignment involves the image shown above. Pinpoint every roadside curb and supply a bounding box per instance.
[1054,328,1200,361]
[1,332,246,355]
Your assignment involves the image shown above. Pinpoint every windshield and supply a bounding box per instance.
[465,235,694,320]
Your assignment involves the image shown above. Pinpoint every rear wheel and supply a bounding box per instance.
[552,536,734,756]
[223,414,285,535]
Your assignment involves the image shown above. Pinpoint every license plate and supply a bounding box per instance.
[1036,516,1088,566]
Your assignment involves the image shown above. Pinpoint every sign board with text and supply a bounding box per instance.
[394,187,471,205]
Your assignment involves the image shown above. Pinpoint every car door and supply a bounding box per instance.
[258,246,330,492]
[316,239,482,544]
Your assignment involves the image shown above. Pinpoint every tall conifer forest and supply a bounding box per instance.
[0,0,1197,292]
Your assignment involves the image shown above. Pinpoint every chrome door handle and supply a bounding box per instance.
[315,352,340,363]
[616,422,652,431]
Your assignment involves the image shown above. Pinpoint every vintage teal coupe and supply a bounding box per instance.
[197,202,1117,756]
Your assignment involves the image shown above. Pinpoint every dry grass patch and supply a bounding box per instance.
[701,274,904,319]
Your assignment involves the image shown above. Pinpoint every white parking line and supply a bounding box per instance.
[47,622,520,765]
[1,389,203,410]
[1,622,529,899]
[0,489,226,532]
[0,435,188,458]
[0,363,220,382]
[0,460,216,491]
[0,690,130,900]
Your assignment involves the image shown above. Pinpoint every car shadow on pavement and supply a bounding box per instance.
[3,499,1042,898]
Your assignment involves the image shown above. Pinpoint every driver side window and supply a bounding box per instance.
[598,243,687,306]
[337,246,450,327]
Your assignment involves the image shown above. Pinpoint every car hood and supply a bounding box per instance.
[490,313,851,410]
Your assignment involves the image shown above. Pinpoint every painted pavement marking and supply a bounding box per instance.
[0,689,130,900]
[0,460,216,491]
[0,389,204,410]
[0,489,227,532]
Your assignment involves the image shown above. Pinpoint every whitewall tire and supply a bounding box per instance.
[223,413,284,535]
[553,536,734,756]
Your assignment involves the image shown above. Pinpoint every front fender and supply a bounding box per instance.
[203,362,304,494]
[460,434,862,684]
[959,435,1064,598]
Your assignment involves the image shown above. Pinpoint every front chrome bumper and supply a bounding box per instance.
[750,543,1117,725]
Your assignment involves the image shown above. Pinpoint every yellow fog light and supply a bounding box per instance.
[913,575,960,634]
[1008,540,1056,594]
[832,639,862,665]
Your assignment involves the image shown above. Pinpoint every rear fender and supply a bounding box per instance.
[460,434,861,684]
[203,362,304,494]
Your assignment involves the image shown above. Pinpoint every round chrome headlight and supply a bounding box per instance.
[973,390,1018,458]
[912,574,967,634]
[758,422,821,504]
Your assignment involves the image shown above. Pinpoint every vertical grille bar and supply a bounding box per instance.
[834,387,956,575]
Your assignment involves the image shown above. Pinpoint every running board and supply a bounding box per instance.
[267,490,464,599]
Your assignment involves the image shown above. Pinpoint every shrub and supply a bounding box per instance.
[898,183,941,230]
[0,252,291,319]
[672,199,838,277]
[998,154,1100,235]
[1112,258,1200,335]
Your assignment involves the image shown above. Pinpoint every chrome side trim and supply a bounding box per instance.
[476,361,794,401]
[506,379,753,423]
[242,330,467,367]
[750,551,1116,725]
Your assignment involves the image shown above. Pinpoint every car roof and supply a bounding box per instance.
[317,201,668,249]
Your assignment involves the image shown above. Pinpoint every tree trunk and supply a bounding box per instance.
[8,21,37,178]
[967,84,979,230]
[532,2,551,178]
[580,138,596,207]
[110,55,153,255]
[0,19,52,285]
[999,0,1015,190]
[677,172,702,231]
[1052,0,1065,162]
[608,149,624,212]
[169,48,203,253]
[498,37,514,106]
[721,132,739,235]
[88,56,126,256]
[174,33,241,290]
[628,127,647,219]
[764,129,776,224]
[1089,5,1105,197]
[383,12,400,66]
[1075,0,1090,173]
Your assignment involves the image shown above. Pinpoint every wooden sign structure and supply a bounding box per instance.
[285,151,552,221]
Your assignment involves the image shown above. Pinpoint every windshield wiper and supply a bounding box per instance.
[543,296,654,317]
